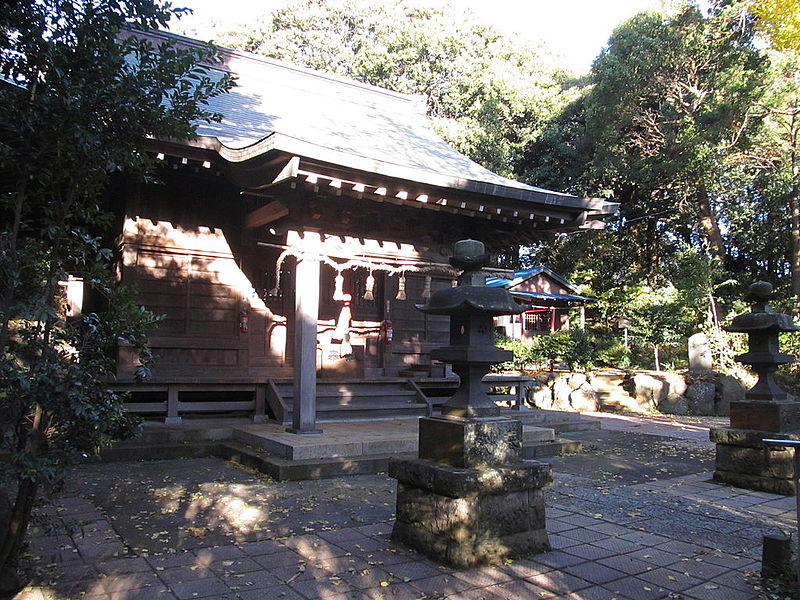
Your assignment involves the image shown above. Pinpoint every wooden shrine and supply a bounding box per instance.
[109,30,617,429]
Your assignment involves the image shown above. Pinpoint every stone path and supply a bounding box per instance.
[8,414,796,600]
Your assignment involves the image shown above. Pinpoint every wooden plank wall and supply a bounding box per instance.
[384,274,451,377]
[116,218,289,381]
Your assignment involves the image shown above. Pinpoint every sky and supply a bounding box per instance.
[172,0,672,74]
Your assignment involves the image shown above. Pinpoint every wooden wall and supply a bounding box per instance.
[114,169,465,383]
[116,218,289,381]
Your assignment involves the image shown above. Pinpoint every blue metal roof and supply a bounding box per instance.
[486,276,512,287]
[486,267,594,304]
[487,266,578,293]
[510,291,593,303]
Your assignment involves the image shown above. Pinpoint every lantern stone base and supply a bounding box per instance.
[418,415,522,467]
[729,400,800,432]
[389,416,551,568]
[389,457,552,568]
[712,428,800,496]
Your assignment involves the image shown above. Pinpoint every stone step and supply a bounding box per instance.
[522,437,582,459]
[101,434,581,481]
[522,426,555,443]
[504,409,601,433]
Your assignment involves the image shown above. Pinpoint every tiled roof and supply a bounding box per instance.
[144,29,617,217]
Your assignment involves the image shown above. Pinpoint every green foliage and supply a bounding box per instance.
[495,330,601,372]
[0,0,232,571]
[217,0,574,178]
[522,1,800,368]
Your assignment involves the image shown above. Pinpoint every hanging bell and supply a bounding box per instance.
[395,274,406,300]
[421,275,431,299]
[333,271,346,301]
[364,272,375,301]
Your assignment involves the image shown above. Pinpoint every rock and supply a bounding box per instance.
[628,374,668,412]
[569,386,598,412]
[716,375,745,416]
[567,373,587,390]
[688,332,713,372]
[659,393,689,415]
[551,378,572,411]
[686,381,716,415]
[530,386,554,410]
[663,372,687,397]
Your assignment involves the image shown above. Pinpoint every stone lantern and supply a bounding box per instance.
[388,239,552,567]
[712,281,800,495]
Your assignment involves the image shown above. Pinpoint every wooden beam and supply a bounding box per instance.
[245,201,289,229]
[272,156,300,185]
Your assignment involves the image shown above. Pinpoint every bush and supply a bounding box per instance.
[495,330,601,372]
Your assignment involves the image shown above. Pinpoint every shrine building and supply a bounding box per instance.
[110,30,617,430]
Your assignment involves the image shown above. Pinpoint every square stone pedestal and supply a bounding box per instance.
[389,416,552,568]
[712,428,800,496]
[729,400,800,432]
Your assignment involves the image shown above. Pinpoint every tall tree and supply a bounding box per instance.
[745,50,800,306]
[586,3,765,265]
[217,0,575,178]
[0,0,231,587]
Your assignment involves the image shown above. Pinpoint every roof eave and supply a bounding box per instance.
[171,133,606,214]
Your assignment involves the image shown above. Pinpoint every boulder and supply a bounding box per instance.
[659,393,690,415]
[551,378,573,411]
[569,386,598,412]
[663,372,688,397]
[627,373,669,412]
[715,375,745,416]
[530,386,554,410]
[567,373,587,390]
[686,381,716,415]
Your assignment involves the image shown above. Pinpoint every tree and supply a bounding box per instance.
[749,0,800,51]
[743,50,800,308]
[217,0,574,178]
[627,285,694,371]
[586,4,765,264]
[0,0,231,586]
[522,2,774,309]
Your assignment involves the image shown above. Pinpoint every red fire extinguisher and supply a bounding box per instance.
[239,309,249,333]
[383,320,393,344]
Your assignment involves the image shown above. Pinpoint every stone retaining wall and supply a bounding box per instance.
[526,370,747,416]
[528,372,599,413]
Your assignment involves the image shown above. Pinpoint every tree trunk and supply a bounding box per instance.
[789,186,800,315]
[0,478,38,570]
[654,345,661,372]
[698,193,725,261]
[0,405,44,572]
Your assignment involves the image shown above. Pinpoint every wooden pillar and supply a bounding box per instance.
[253,383,267,424]
[287,252,322,434]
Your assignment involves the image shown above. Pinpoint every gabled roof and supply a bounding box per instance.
[487,265,578,292]
[141,29,618,230]
[487,266,595,305]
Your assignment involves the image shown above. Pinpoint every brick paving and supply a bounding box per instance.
[9,415,797,599]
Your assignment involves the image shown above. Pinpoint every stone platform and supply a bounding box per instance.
[712,427,800,495]
[100,410,595,480]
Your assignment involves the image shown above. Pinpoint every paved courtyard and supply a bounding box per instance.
[8,414,797,600]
